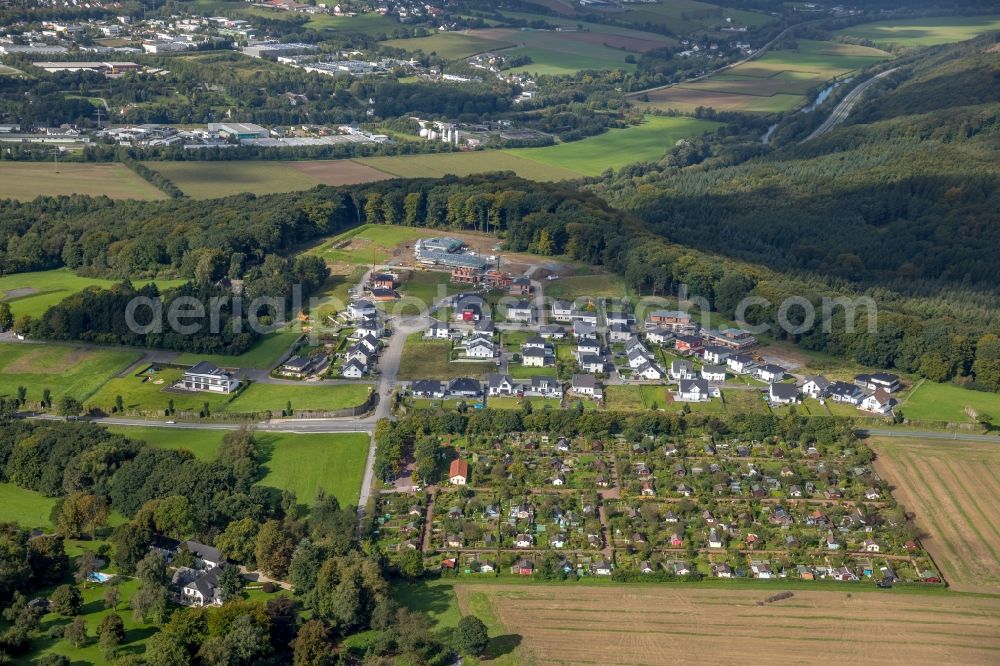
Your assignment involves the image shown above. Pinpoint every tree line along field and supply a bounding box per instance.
[444,583,1000,665]
[0,163,165,202]
[144,159,391,199]
[833,15,1000,48]
[870,437,1000,594]
[636,40,893,114]
[0,268,187,318]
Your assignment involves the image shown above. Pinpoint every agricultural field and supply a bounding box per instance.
[173,326,302,370]
[834,15,1000,48]
[0,162,165,201]
[509,116,722,175]
[871,437,1000,594]
[0,343,141,404]
[515,0,773,34]
[637,40,892,114]
[145,160,390,199]
[0,268,186,318]
[355,152,582,181]
[384,32,512,60]
[898,380,1000,424]
[0,482,59,529]
[226,382,373,414]
[446,583,1000,665]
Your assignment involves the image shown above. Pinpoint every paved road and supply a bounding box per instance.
[858,428,1000,443]
[803,67,899,142]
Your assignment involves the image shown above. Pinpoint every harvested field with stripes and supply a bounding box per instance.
[871,437,1000,594]
[456,584,1000,665]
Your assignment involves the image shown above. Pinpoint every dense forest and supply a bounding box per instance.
[590,37,1000,290]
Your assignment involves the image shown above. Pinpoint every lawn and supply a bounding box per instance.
[0,163,165,202]
[0,343,141,404]
[543,272,629,300]
[398,335,492,380]
[355,152,582,181]
[258,432,370,507]
[309,224,437,266]
[605,385,671,411]
[102,427,368,507]
[226,382,373,415]
[507,364,557,379]
[397,270,466,309]
[173,326,302,370]
[311,266,368,321]
[86,366,232,415]
[871,437,1000,593]
[105,426,226,460]
[899,380,1000,424]
[834,15,1000,47]
[28,577,159,664]
[0,482,59,529]
[0,268,187,318]
[146,160,389,199]
[509,116,722,175]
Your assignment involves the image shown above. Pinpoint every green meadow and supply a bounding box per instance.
[510,116,722,175]
[0,343,140,404]
[900,380,1000,424]
[834,15,1000,47]
[0,268,186,318]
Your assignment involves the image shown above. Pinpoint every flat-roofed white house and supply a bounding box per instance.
[181,362,241,393]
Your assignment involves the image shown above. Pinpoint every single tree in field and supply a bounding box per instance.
[42,388,52,408]
[115,394,124,413]
[50,584,83,617]
[16,386,26,405]
[97,613,125,659]
[454,614,489,657]
[0,302,13,331]
[103,583,121,611]
[63,616,89,648]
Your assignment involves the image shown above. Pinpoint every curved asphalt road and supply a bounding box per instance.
[802,67,899,142]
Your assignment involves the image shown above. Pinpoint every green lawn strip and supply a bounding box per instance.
[226,382,372,414]
[258,432,369,507]
[0,343,142,405]
[104,426,225,461]
[173,326,302,370]
[0,482,59,529]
